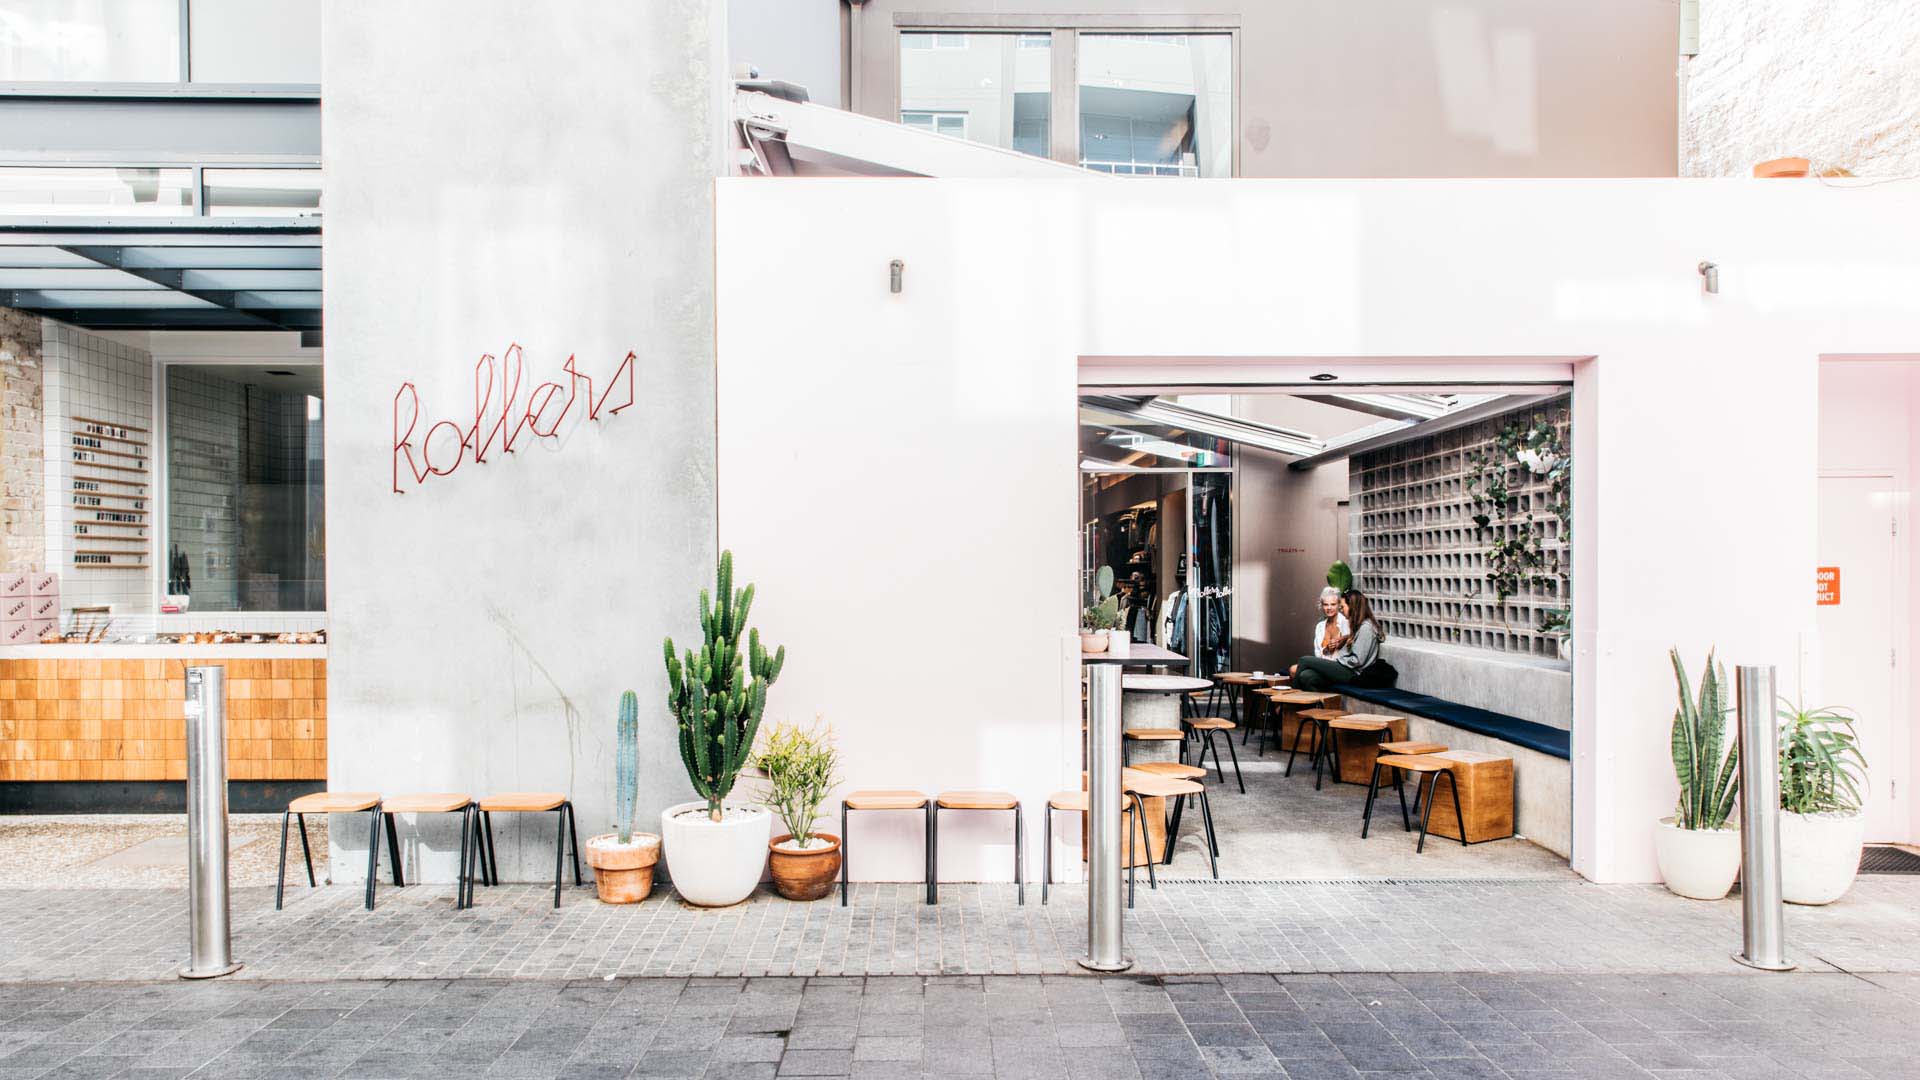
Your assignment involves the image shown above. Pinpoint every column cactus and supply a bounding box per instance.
[614,690,638,843]
[665,550,786,823]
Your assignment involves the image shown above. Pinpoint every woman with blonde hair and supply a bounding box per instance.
[1291,589,1383,691]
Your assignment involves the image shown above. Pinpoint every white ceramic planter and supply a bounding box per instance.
[1652,818,1741,900]
[1780,810,1865,905]
[660,801,771,907]
[1105,628,1130,658]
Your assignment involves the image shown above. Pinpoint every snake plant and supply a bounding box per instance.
[1777,699,1867,815]
[1669,648,1740,830]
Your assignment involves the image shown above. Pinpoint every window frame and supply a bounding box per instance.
[0,0,320,97]
[884,14,1239,176]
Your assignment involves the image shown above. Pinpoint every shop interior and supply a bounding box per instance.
[1080,383,1577,880]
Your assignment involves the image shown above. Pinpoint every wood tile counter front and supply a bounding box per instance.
[0,656,326,781]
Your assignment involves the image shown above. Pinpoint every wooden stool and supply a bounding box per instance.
[277,791,388,911]
[1212,672,1255,724]
[1122,727,1184,767]
[475,792,581,909]
[839,789,933,907]
[1124,772,1218,877]
[1363,755,1465,852]
[1182,716,1243,793]
[1264,689,1337,760]
[1238,676,1289,748]
[1286,706,1346,787]
[1128,761,1207,780]
[1043,789,1151,906]
[933,790,1025,905]
[1422,752,1515,844]
[1327,714,1409,785]
[382,793,478,910]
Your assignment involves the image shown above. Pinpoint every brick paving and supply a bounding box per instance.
[2,970,1919,1079]
[3,877,1917,982]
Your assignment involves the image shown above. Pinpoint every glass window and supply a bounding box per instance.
[1078,34,1232,177]
[165,365,324,613]
[899,32,1051,158]
[0,0,181,82]
[0,167,195,216]
[187,0,319,84]
[202,168,321,218]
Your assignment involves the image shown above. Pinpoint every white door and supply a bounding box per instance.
[1816,474,1907,841]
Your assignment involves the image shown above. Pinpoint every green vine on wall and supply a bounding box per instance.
[1465,412,1571,607]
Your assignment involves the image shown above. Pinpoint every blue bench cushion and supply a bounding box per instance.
[1339,686,1571,760]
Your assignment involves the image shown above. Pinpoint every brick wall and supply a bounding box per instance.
[0,309,44,572]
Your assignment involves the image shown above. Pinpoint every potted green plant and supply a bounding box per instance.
[1653,648,1742,900]
[660,550,785,907]
[753,718,842,900]
[1326,560,1353,592]
[1777,699,1869,905]
[1081,565,1120,653]
[583,690,661,903]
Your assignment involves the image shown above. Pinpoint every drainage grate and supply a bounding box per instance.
[1152,877,1571,886]
[1860,845,1920,874]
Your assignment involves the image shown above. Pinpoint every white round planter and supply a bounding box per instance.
[1780,810,1865,906]
[1652,818,1741,900]
[660,801,771,907]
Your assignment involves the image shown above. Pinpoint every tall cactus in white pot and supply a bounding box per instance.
[1653,649,1743,900]
[660,550,786,906]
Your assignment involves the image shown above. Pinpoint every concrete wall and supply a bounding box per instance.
[715,176,1920,884]
[0,310,43,573]
[322,0,727,883]
[851,0,1678,177]
[1683,0,1920,178]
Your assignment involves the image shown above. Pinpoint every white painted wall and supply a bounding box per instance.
[322,0,728,883]
[716,176,1920,884]
[1684,0,1920,178]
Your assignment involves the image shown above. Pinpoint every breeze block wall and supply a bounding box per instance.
[1349,402,1572,661]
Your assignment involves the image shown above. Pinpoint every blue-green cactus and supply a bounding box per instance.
[665,550,786,822]
[615,690,638,843]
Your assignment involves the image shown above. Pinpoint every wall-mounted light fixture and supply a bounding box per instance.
[1310,372,1338,382]
[1698,260,1719,294]
[889,259,904,294]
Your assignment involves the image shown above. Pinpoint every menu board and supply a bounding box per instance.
[69,416,149,571]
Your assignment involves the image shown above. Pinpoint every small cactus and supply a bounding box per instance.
[615,690,638,843]
[665,551,786,822]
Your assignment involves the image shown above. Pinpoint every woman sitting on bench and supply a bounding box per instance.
[1290,589,1382,690]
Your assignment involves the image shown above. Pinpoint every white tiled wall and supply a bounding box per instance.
[41,324,154,620]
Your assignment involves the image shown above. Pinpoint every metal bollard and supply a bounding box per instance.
[1732,665,1795,971]
[1080,660,1130,972]
[180,666,241,979]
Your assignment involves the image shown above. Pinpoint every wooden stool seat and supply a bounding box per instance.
[1187,717,1235,731]
[935,789,1018,810]
[1426,751,1515,844]
[1124,773,1204,799]
[1298,707,1346,721]
[1328,717,1391,733]
[1376,753,1452,773]
[381,793,471,814]
[1262,690,1338,706]
[478,792,566,812]
[1130,761,1207,779]
[1380,740,1446,756]
[844,789,929,810]
[289,791,379,814]
[1214,672,1256,685]
[1046,790,1130,813]
[1339,713,1405,726]
[1122,728,1185,741]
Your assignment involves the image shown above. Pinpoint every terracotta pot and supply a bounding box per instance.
[585,832,661,904]
[1080,632,1109,654]
[1753,156,1810,178]
[768,833,841,901]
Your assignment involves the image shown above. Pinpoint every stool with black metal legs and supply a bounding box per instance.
[1043,789,1152,907]
[839,790,933,907]
[1182,716,1243,793]
[379,794,477,909]
[1367,755,1467,853]
[276,791,390,911]
[1288,706,1346,787]
[1122,727,1185,767]
[1358,742,1446,839]
[1124,771,1218,878]
[474,793,581,908]
[932,790,1024,905]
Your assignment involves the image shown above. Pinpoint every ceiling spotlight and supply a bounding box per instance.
[1310,373,1338,382]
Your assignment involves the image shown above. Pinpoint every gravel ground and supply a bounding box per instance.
[0,814,329,889]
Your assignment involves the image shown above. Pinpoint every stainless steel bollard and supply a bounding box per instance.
[180,666,241,979]
[1080,661,1131,972]
[1733,665,1795,971]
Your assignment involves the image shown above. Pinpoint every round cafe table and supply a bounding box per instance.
[1117,674,1210,868]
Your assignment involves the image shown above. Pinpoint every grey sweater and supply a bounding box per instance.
[1337,621,1381,671]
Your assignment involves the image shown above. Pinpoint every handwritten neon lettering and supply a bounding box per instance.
[391,344,637,493]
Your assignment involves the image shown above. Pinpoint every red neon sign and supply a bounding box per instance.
[393,343,635,494]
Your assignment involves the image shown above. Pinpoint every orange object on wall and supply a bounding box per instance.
[0,657,326,781]
[1816,566,1841,606]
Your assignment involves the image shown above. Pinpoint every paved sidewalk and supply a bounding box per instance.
[2,971,1918,1080]
[4,877,1918,982]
